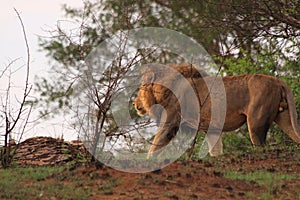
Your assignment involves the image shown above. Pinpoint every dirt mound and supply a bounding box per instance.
[13,137,89,166]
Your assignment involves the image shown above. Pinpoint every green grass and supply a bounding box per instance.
[189,129,300,162]
[0,166,91,200]
[224,171,300,185]
[16,166,65,180]
[0,166,125,200]
[224,171,300,199]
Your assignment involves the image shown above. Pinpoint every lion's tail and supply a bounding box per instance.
[284,84,300,143]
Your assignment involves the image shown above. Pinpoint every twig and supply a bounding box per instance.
[0,58,21,79]
[7,9,32,134]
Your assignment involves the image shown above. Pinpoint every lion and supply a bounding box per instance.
[133,63,300,157]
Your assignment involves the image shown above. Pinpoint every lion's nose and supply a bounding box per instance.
[136,105,142,111]
[132,101,140,109]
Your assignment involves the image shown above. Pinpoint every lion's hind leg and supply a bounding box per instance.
[247,121,269,146]
[246,109,278,146]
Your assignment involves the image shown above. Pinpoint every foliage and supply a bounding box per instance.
[226,50,300,106]
[37,0,300,114]
[35,0,300,154]
[222,131,253,153]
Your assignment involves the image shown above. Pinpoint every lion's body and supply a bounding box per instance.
[134,64,300,156]
[198,75,300,144]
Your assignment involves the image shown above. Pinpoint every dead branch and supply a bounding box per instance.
[0,9,33,168]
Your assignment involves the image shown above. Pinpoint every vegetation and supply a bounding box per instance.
[32,0,300,155]
[37,0,300,106]
[0,166,124,199]
[1,1,299,199]
[1,145,299,200]
[225,171,300,199]
[225,171,300,186]
[0,9,33,168]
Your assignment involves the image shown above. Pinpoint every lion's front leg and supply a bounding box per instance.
[206,132,223,156]
[147,126,178,158]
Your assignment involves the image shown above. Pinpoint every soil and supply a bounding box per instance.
[8,137,300,199]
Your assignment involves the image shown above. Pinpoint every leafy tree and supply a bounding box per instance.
[36,0,300,149]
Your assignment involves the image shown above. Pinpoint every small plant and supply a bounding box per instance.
[99,177,122,195]
[222,130,252,153]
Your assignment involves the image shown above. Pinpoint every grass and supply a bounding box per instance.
[0,133,299,200]
[0,166,91,200]
[224,171,300,199]
[224,171,300,185]
[0,165,126,200]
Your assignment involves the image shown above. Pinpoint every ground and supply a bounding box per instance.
[1,137,300,199]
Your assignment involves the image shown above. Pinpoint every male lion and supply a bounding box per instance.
[133,63,300,157]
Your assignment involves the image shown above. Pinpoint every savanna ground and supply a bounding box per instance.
[1,135,300,200]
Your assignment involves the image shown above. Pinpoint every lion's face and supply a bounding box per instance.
[133,95,147,116]
[133,85,155,116]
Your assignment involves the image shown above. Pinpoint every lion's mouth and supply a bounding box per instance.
[136,108,146,116]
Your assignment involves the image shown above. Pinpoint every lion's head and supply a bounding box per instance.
[133,63,207,119]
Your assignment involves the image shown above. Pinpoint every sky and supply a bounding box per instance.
[0,1,84,142]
